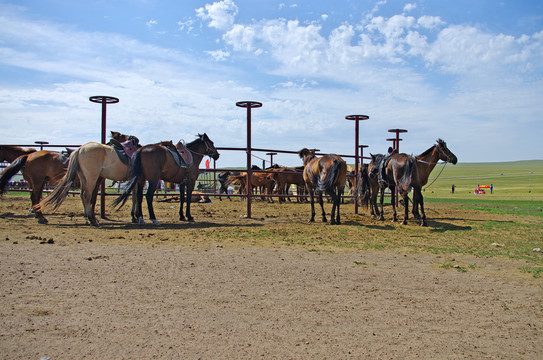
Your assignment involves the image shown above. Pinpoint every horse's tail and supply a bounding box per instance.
[317,158,343,193]
[0,155,28,195]
[398,156,415,195]
[112,148,142,209]
[36,148,80,212]
[353,167,371,208]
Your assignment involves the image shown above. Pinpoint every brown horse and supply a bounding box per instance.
[298,148,347,225]
[0,145,36,163]
[35,133,140,226]
[357,139,457,226]
[0,148,75,223]
[113,134,220,224]
[270,167,306,203]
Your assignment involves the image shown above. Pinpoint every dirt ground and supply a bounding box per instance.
[1,194,542,359]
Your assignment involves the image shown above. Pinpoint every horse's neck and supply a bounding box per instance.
[416,147,439,180]
[1,147,32,162]
[186,141,205,167]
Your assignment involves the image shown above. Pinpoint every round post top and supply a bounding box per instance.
[388,128,407,133]
[345,115,370,121]
[34,141,49,145]
[89,96,120,104]
[236,101,262,108]
[266,152,277,155]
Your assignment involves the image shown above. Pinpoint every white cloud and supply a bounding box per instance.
[206,49,230,61]
[403,3,416,12]
[417,15,445,29]
[196,0,238,31]
[146,19,158,27]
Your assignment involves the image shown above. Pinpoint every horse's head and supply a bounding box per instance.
[198,133,220,161]
[436,139,457,164]
[111,131,140,148]
[298,148,316,165]
[368,153,384,178]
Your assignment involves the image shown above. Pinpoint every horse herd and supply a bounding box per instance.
[0,132,457,227]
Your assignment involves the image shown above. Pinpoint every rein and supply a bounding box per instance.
[417,143,451,191]
[423,161,448,191]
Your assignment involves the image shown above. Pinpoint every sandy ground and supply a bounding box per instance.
[0,195,542,359]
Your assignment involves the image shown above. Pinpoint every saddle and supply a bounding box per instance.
[59,148,74,168]
[108,139,138,165]
[163,141,193,168]
[378,149,398,185]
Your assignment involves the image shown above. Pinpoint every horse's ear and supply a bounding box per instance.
[110,131,120,138]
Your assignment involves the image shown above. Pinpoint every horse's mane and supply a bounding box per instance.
[185,134,206,150]
[416,139,446,159]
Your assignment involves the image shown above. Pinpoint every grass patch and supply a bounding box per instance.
[519,266,543,278]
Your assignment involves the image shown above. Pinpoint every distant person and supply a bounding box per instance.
[490,184,493,194]
[451,184,455,194]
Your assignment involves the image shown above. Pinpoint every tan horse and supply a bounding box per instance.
[113,134,220,224]
[298,148,347,225]
[35,133,140,226]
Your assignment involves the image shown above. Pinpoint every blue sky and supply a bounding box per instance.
[1,0,542,167]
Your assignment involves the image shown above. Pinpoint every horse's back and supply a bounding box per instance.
[78,142,129,181]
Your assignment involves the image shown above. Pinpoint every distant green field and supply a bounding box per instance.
[417,159,543,198]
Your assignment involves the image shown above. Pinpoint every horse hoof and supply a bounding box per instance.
[138,217,145,225]
[188,218,195,223]
[151,219,160,225]
[308,218,315,223]
[420,221,427,227]
[37,218,48,224]
[401,221,407,225]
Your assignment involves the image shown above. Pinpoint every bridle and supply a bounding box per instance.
[187,137,217,158]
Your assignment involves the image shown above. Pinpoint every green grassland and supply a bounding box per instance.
[420,160,543,197]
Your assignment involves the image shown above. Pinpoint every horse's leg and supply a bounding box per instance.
[178,184,186,221]
[414,188,427,226]
[130,186,138,223]
[308,189,316,222]
[401,190,409,225]
[412,193,421,219]
[318,191,327,223]
[390,185,398,223]
[185,182,195,222]
[145,181,159,225]
[30,179,48,224]
[88,177,102,226]
[78,176,97,226]
[135,181,145,224]
[331,188,341,225]
[337,187,344,224]
[378,185,385,221]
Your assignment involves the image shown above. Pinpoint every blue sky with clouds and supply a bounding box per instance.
[1,0,542,167]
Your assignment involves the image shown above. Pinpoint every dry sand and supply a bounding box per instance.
[1,195,542,359]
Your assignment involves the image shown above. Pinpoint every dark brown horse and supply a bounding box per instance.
[35,132,140,226]
[411,139,457,225]
[113,134,220,224]
[298,148,347,225]
[357,139,457,226]
[0,145,36,163]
